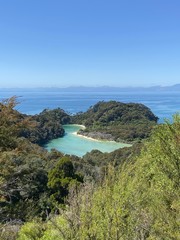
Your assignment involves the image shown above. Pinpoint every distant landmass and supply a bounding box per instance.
[0,84,180,92]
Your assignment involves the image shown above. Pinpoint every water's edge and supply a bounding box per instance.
[45,124,131,157]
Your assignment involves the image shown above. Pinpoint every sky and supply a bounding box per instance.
[0,0,180,88]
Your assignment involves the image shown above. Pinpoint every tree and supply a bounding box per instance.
[48,157,83,206]
[0,151,49,222]
[0,97,21,150]
[18,114,179,239]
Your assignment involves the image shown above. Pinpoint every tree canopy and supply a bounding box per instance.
[17,114,180,240]
[1,97,179,240]
[72,101,158,142]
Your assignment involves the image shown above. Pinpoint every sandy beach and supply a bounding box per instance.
[71,123,102,142]
[72,131,101,142]
[71,124,102,142]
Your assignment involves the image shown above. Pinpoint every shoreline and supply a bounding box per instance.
[65,124,86,129]
[67,124,105,142]
[72,131,131,146]
[72,131,101,142]
[66,124,132,146]
[65,123,103,142]
[74,124,86,129]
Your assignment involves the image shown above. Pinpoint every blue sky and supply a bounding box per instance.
[0,0,179,88]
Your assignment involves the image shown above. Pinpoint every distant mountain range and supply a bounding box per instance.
[1,84,180,92]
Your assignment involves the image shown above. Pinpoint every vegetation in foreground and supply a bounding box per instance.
[16,114,180,240]
[0,97,179,239]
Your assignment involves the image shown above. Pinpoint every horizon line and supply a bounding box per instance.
[0,84,180,89]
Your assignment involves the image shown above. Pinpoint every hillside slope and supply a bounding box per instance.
[73,101,158,142]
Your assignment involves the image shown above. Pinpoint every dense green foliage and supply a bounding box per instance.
[0,98,82,239]
[0,97,28,151]
[0,97,71,146]
[48,156,83,206]
[17,115,180,240]
[73,101,158,142]
[21,108,71,145]
[0,151,83,221]
[0,149,48,222]
[72,143,143,182]
[1,97,179,240]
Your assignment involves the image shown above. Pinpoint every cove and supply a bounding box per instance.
[45,124,131,157]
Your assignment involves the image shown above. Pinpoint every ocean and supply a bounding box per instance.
[1,89,179,156]
[0,89,179,122]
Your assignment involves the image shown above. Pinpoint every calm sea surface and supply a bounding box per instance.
[0,90,179,122]
[1,89,179,156]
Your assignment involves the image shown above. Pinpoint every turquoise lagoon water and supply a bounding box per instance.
[45,125,131,157]
[1,90,179,156]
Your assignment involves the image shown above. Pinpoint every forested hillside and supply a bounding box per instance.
[0,98,83,238]
[17,115,180,240]
[73,101,158,142]
[0,97,71,148]
[21,108,71,145]
[0,98,179,240]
